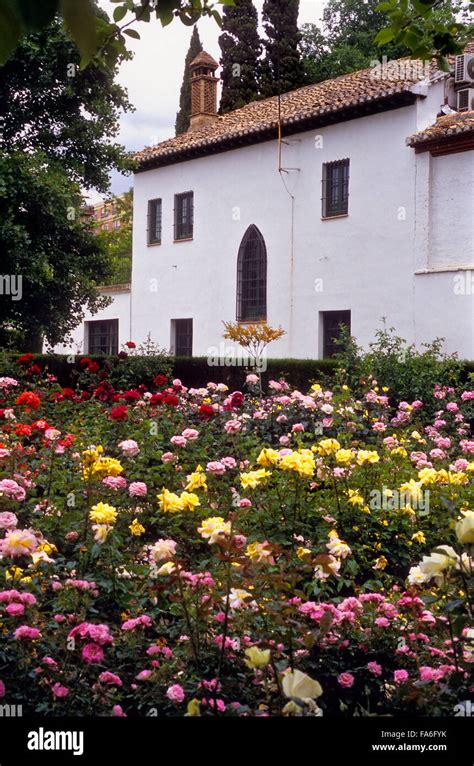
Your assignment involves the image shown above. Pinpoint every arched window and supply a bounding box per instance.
[236,225,267,322]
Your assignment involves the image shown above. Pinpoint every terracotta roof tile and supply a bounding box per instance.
[136,45,474,170]
[407,110,474,146]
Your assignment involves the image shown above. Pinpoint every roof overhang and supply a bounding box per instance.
[135,90,419,173]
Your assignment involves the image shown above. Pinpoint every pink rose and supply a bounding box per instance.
[14,625,41,640]
[82,643,104,664]
[0,512,18,529]
[367,661,382,676]
[182,429,199,440]
[52,683,70,698]
[170,435,187,447]
[6,602,25,616]
[337,672,355,688]
[166,683,185,703]
[129,481,147,497]
[118,439,140,457]
[99,671,123,686]
[394,669,409,684]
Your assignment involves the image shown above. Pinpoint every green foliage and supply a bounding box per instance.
[333,324,465,415]
[0,0,235,68]
[375,0,474,69]
[300,0,459,84]
[0,152,112,351]
[218,0,262,113]
[96,190,133,283]
[175,26,203,135]
[300,0,409,84]
[0,14,133,193]
[260,0,307,97]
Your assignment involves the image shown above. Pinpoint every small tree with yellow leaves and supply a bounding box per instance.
[222,321,286,389]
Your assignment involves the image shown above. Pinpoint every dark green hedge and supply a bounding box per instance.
[0,353,336,391]
[0,353,472,393]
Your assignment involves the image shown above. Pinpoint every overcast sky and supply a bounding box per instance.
[91,0,327,203]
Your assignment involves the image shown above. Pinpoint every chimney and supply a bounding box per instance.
[188,51,219,132]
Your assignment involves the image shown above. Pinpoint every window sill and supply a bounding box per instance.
[147,242,162,247]
[321,213,349,221]
[237,319,267,325]
[173,237,193,243]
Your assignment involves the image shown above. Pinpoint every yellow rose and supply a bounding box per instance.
[456,510,474,545]
[244,646,271,669]
[240,469,270,489]
[282,669,322,701]
[179,491,200,511]
[89,502,118,525]
[198,517,231,545]
[256,448,280,467]
[157,489,184,513]
[129,518,145,536]
[185,465,208,492]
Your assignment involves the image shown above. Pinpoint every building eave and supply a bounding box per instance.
[135,90,418,173]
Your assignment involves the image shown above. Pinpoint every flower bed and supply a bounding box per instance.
[0,365,472,717]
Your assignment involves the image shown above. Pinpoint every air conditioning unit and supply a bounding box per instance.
[455,54,474,84]
[457,88,474,112]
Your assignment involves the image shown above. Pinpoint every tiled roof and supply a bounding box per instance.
[190,51,218,69]
[135,45,474,171]
[407,110,474,146]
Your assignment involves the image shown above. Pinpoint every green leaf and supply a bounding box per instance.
[60,0,98,66]
[0,0,24,65]
[375,1,397,11]
[113,5,127,22]
[375,27,396,45]
[123,28,140,39]
[16,0,58,29]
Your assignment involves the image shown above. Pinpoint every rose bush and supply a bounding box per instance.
[0,362,472,717]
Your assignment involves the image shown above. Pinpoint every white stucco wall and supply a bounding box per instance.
[53,289,131,355]
[56,76,474,361]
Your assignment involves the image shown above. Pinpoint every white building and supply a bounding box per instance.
[60,47,474,361]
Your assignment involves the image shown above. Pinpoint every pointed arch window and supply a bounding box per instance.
[236,225,267,322]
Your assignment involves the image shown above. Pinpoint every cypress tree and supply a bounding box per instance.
[218,0,262,114]
[175,26,203,135]
[261,0,307,98]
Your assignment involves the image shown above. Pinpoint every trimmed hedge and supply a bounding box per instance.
[0,353,336,391]
[0,353,472,393]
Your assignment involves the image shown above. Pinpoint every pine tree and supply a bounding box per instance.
[261,0,307,98]
[175,27,203,135]
[218,0,262,114]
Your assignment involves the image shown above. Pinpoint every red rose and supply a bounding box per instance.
[118,351,128,359]
[88,362,100,374]
[230,391,245,408]
[153,374,167,387]
[163,395,179,407]
[122,389,141,402]
[27,365,42,375]
[199,404,215,419]
[32,419,49,431]
[110,405,128,421]
[17,353,34,365]
[15,424,32,437]
[125,341,136,349]
[150,393,164,406]
[16,391,41,410]
[62,388,75,399]
[79,357,92,366]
